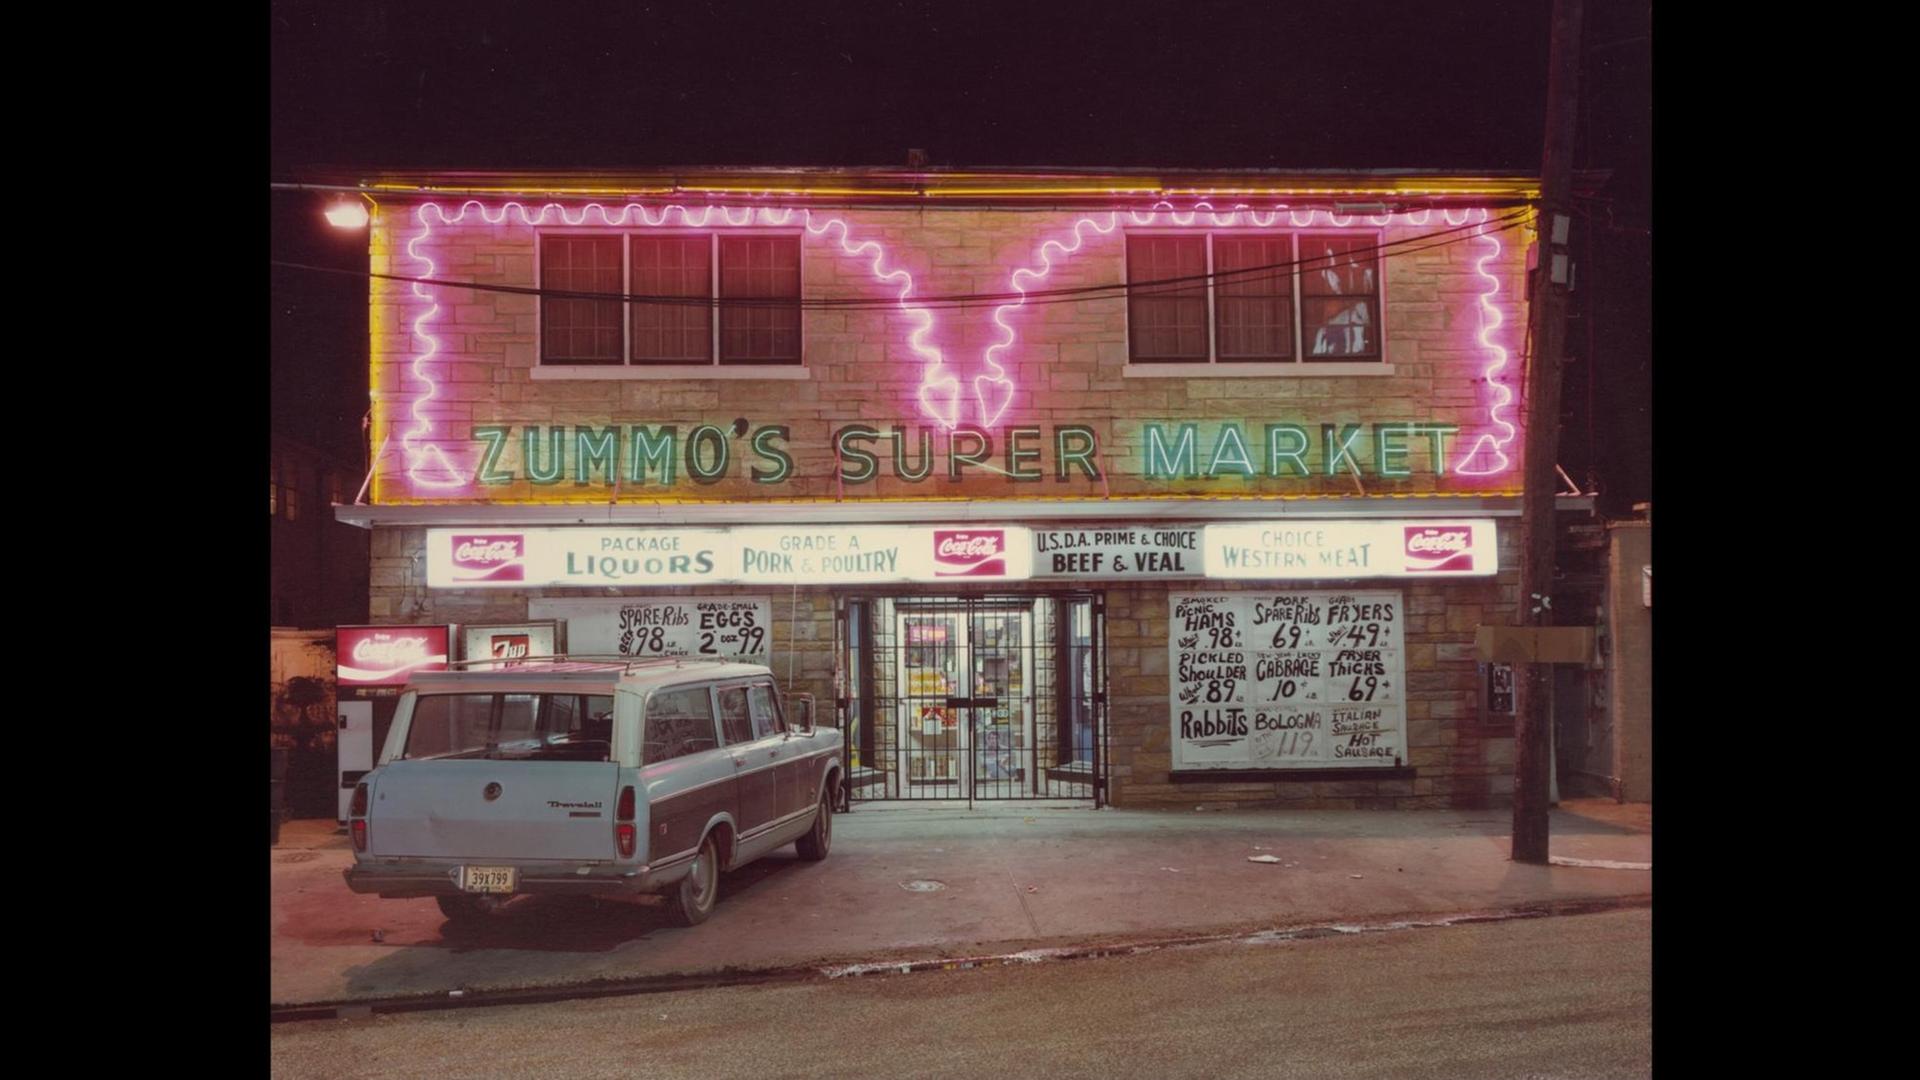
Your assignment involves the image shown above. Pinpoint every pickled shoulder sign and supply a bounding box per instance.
[1168,591,1405,770]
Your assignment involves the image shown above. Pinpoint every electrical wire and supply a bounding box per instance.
[267,210,1531,312]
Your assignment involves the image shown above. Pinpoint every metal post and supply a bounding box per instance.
[1513,0,1586,864]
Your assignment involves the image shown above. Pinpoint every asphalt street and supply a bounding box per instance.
[271,906,1652,1079]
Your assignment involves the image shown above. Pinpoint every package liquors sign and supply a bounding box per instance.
[1168,592,1405,770]
[530,598,772,664]
[428,527,1032,588]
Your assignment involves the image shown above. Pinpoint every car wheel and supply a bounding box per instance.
[796,790,833,862]
[436,893,509,924]
[669,834,720,927]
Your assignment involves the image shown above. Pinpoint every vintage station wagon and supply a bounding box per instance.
[343,657,843,926]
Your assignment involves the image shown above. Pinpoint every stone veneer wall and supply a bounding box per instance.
[371,521,1519,809]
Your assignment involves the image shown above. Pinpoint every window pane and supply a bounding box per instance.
[717,686,755,744]
[1127,236,1207,362]
[1303,298,1377,357]
[1300,234,1382,360]
[1214,237,1293,361]
[644,686,718,764]
[748,684,784,738]
[541,236,624,364]
[719,237,801,364]
[403,694,496,759]
[630,237,712,363]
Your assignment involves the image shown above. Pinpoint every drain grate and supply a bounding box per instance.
[899,880,947,892]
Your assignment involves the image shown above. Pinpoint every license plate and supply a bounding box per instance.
[459,866,517,894]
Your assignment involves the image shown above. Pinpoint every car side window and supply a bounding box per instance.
[644,686,719,765]
[717,686,754,745]
[747,683,784,738]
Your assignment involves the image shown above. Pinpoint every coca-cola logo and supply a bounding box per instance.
[938,535,1001,558]
[933,530,1007,577]
[450,534,525,581]
[352,636,429,665]
[1403,527,1475,572]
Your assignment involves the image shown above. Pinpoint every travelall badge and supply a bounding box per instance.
[932,530,1007,577]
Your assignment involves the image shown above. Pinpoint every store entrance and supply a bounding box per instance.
[837,595,1106,805]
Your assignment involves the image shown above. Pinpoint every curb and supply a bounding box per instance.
[270,893,1651,1024]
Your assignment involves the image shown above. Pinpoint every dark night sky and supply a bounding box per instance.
[270,0,1650,505]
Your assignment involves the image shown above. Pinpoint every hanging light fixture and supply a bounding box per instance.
[324,199,370,228]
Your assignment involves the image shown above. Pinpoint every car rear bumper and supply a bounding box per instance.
[343,859,661,899]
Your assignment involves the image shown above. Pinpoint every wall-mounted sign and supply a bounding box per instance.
[459,621,563,667]
[427,526,1033,588]
[426,520,1495,589]
[336,625,452,687]
[529,598,772,664]
[1031,526,1203,579]
[1168,592,1405,770]
[1203,520,1497,579]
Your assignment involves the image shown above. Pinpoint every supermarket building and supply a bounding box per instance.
[335,167,1539,810]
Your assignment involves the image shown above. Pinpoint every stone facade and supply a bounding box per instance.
[359,185,1533,810]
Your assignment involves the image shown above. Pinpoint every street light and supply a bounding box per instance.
[324,200,369,229]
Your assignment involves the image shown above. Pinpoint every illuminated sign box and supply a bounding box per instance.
[427,521,1496,588]
[336,625,453,687]
[426,526,1034,588]
[1203,520,1498,579]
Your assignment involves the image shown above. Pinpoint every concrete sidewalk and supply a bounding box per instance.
[270,800,1651,1007]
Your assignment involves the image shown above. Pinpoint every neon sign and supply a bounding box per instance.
[380,199,1523,497]
[992,203,1520,476]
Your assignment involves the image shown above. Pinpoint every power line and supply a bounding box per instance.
[268,209,1531,312]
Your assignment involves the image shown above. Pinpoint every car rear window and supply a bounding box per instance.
[403,693,615,761]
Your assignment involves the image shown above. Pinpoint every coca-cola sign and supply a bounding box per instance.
[449,534,526,582]
[336,625,451,686]
[932,530,1008,577]
[1402,527,1475,573]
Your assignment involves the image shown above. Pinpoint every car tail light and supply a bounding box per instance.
[350,782,369,852]
[615,785,637,858]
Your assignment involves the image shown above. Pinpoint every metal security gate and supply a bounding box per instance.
[835,594,1106,806]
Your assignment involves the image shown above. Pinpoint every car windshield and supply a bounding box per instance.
[402,692,615,761]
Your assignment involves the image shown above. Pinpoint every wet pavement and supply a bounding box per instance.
[270,800,1652,1007]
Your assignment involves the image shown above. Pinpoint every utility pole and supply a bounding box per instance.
[1512,0,1585,864]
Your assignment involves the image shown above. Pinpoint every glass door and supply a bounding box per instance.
[892,601,1037,801]
[968,606,1036,799]
[897,608,966,796]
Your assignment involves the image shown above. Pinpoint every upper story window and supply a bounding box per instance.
[1126,232,1382,365]
[540,234,802,367]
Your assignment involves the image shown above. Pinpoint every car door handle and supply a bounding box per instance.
[733,755,748,766]
[767,749,778,759]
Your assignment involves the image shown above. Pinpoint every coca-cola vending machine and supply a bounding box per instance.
[334,624,454,823]
[460,621,565,667]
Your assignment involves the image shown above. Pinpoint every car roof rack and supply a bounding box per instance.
[433,654,753,674]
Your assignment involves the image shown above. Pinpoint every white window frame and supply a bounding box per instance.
[533,231,811,381]
[1123,230,1393,378]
